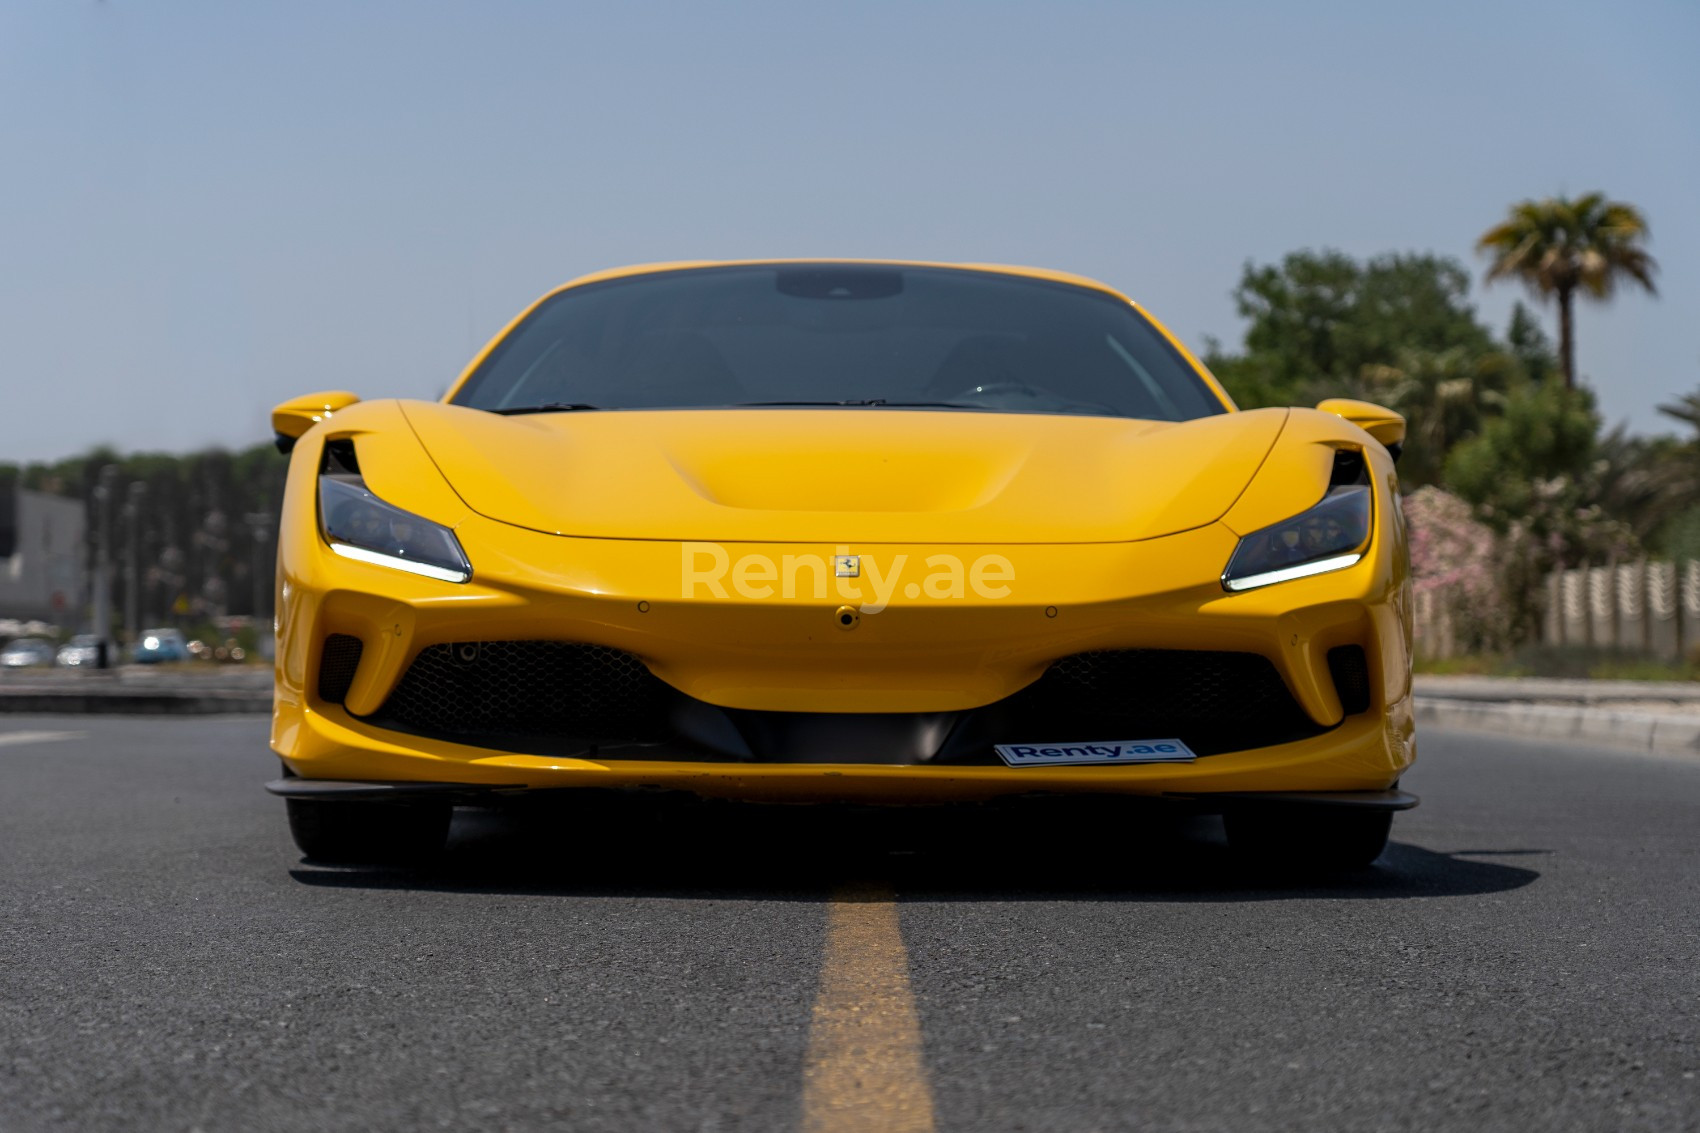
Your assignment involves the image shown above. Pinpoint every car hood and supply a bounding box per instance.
[400,403,1288,544]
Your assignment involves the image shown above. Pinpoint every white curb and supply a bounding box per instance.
[1416,697,1700,755]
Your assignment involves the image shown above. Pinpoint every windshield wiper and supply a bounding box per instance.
[492,402,605,415]
[495,399,993,414]
[732,399,885,407]
[864,400,986,409]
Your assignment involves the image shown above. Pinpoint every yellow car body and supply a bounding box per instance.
[268,260,1414,822]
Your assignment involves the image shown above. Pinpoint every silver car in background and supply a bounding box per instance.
[55,635,102,668]
[0,638,58,668]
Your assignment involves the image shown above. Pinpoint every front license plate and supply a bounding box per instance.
[994,739,1197,767]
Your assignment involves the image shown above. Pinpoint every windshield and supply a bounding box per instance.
[451,265,1225,422]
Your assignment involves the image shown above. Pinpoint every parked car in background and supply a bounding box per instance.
[0,638,58,668]
[132,628,192,664]
[56,635,103,667]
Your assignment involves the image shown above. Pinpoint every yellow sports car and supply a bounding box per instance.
[266,260,1415,867]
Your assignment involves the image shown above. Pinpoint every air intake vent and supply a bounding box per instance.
[1327,645,1371,715]
[321,438,361,476]
[1330,448,1368,486]
[318,634,364,704]
[373,641,671,741]
[1004,648,1328,756]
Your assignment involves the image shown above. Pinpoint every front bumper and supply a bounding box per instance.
[272,508,1415,802]
[276,688,1410,803]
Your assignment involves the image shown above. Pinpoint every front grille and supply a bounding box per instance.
[991,648,1327,757]
[361,642,1335,762]
[1042,649,1302,722]
[372,641,671,741]
[1327,645,1371,715]
[318,634,364,704]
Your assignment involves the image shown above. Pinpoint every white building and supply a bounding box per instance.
[0,488,86,623]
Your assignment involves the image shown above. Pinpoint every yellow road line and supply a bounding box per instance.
[802,881,937,1133]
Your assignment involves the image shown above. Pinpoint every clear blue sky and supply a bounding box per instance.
[3,1,1695,461]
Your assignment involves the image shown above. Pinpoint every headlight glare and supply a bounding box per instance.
[319,477,471,583]
[1221,485,1370,592]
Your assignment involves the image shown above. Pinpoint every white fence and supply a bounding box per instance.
[1412,589,1463,660]
[1414,560,1700,660]
[1539,560,1700,659]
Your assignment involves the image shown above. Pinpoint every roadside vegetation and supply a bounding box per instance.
[1206,193,1694,662]
[0,445,285,632]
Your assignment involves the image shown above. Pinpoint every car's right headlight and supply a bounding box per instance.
[1220,485,1371,592]
[318,477,472,583]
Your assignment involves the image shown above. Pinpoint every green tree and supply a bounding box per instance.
[1476,193,1657,390]
[1209,250,1497,409]
[1444,380,1599,529]
[1593,427,1691,549]
[5,443,287,631]
[1444,380,1633,638]
[1506,301,1559,386]
[1359,346,1516,488]
[1659,388,1700,435]
[1650,387,1700,559]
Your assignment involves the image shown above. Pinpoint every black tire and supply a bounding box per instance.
[1224,806,1393,872]
[286,798,451,864]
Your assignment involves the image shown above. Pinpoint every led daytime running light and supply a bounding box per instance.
[1221,552,1362,593]
[327,541,471,583]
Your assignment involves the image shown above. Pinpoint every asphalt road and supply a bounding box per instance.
[3,717,1698,1132]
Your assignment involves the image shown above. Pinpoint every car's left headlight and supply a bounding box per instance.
[1221,485,1371,592]
[319,477,472,583]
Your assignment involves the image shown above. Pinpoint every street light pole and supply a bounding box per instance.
[91,465,119,668]
[245,511,272,624]
[125,481,147,644]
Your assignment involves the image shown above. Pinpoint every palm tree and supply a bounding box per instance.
[1656,386,1700,506]
[1659,388,1700,435]
[1476,193,1657,390]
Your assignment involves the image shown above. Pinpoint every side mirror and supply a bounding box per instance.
[272,391,360,454]
[1316,398,1406,461]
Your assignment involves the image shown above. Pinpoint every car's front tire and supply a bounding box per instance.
[286,798,451,864]
[1224,806,1392,872]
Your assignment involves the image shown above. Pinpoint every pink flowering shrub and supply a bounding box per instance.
[1404,486,1512,651]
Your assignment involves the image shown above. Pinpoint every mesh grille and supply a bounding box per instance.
[364,642,1332,760]
[1327,645,1371,715]
[373,641,670,740]
[1003,648,1323,756]
[1043,650,1302,721]
[318,634,364,704]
